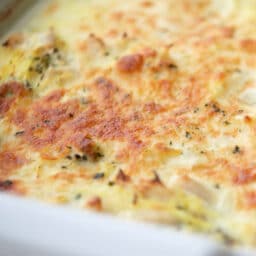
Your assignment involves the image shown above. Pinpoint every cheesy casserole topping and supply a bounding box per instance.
[1,0,256,246]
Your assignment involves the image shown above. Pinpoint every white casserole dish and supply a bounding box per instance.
[0,193,254,256]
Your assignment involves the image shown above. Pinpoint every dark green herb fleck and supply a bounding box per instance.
[185,131,191,139]
[25,80,32,90]
[108,181,115,186]
[152,170,162,184]
[215,184,220,189]
[93,172,105,179]
[94,152,104,160]
[53,47,59,53]
[193,108,199,113]
[75,193,82,200]
[168,63,178,69]
[212,103,221,113]
[15,131,24,136]
[82,155,88,161]
[74,154,82,160]
[232,145,240,154]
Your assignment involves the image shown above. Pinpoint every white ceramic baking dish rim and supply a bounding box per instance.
[0,192,254,256]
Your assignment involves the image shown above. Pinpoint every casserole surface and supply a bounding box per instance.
[1,0,256,247]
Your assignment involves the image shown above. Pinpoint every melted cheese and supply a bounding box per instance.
[1,0,256,247]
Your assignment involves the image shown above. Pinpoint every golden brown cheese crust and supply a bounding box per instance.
[1,0,256,247]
